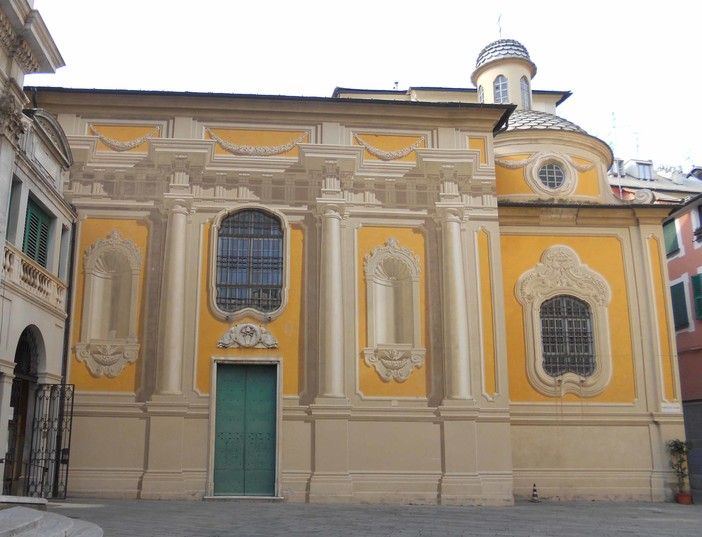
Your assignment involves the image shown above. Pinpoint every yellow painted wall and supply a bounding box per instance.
[477,229,496,398]
[196,223,304,396]
[207,128,306,157]
[501,234,635,402]
[573,158,599,197]
[495,154,532,196]
[357,227,429,397]
[648,237,676,401]
[90,125,160,152]
[353,134,425,163]
[468,137,487,164]
[70,218,149,392]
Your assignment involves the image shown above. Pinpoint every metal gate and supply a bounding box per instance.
[25,384,74,498]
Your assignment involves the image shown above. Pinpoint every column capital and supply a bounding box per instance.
[163,197,194,215]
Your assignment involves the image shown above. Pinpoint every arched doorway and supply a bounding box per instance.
[2,327,39,495]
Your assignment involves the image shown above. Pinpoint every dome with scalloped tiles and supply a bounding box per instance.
[503,109,586,133]
[474,39,537,76]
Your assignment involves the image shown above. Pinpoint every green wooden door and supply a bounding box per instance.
[214,364,276,496]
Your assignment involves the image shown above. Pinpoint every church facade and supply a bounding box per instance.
[28,40,685,504]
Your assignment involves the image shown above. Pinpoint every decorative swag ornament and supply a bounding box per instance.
[353,134,425,161]
[89,126,160,152]
[206,128,306,156]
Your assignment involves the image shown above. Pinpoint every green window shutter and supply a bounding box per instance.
[670,282,689,330]
[692,274,702,320]
[23,199,51,268]
[664,221,679,256]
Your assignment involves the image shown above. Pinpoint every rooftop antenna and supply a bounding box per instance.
[497,14,503,38]
[393,81,399,90]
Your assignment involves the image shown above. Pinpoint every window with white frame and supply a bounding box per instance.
[638,163,653,180]
[23,198,51,268]
[493,75,508,104]
[520,76,531,109]
[215,208,284,315]
[691,273,702,320]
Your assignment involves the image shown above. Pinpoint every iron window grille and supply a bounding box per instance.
[216,209,283,313]
[538,163,565,189]
[540,295,595,377]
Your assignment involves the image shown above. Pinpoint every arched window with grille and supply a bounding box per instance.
[493,75,508,104]
[215,208,285,317]
[540,295,594,377]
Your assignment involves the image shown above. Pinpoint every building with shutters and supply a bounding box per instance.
[23,38,688,504]
[662,194,702,501]
[0,0,75,497]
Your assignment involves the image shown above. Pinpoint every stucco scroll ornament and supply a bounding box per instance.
[217,324,279,349]
[77,343,139,378]
[633,189,655,204]
[89,125,160,152]
[205,128,307,156]
[515,245,612,397]
[495,151,594,172]
[353,134,425,161]
[364,345,424,382]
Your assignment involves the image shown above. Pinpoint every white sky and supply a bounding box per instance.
[26,0,702,169]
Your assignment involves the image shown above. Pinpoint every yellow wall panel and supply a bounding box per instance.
[501,234,635,403]
[357,226,428,397]
[353,134,425,163]
[207,128,306,157]
[90,125,160,152]
[468,137,487,164]
[573,158,600,197]
[70,218,149,392]
[196,223,304,396]
[478,229,496,398]
[648,237,676,401]
[495,154,532,196]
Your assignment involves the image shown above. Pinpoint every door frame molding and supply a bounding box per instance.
[205,355,282,498]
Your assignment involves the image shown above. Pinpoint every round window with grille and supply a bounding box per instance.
[538,163,565,189]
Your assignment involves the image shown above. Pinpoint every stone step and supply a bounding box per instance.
[0,507,102,537]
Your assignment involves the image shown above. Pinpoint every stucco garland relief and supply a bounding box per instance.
[89,126,160,152]
[496,151,593,198]
[516,245,612,397]
[205,128,307,156]
[76,230,142,378]
[353,134,425,161]
[363,238,425,382]
[217,324,278,349]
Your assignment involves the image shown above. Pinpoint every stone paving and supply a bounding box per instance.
[46,498,702,537]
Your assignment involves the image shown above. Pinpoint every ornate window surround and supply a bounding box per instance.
[525,151,577,197]
[515,245,612,397]
[209,205,290,323]
[362,238,425,382]
[75,230,142,378]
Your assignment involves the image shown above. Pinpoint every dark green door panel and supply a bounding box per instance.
[214,364,276,496]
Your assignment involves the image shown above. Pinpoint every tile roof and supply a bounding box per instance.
[504,109,586,133]
[475,39,536,73]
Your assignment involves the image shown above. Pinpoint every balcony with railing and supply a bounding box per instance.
[2,242,66,314]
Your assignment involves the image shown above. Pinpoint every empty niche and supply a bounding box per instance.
[363,238,425,382]
[76,230,142,377]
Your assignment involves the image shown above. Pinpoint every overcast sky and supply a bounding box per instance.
[26,0,702,169]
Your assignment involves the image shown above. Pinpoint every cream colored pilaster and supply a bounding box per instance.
[315,160,347,400]
[435,167,471,401]
[155,198,191,395]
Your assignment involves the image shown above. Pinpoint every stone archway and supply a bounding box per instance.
[2,326,41,495]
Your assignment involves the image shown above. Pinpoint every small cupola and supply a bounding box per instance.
[471,39,537,110]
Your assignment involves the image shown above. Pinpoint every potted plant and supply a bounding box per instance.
[666,439,692,504]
